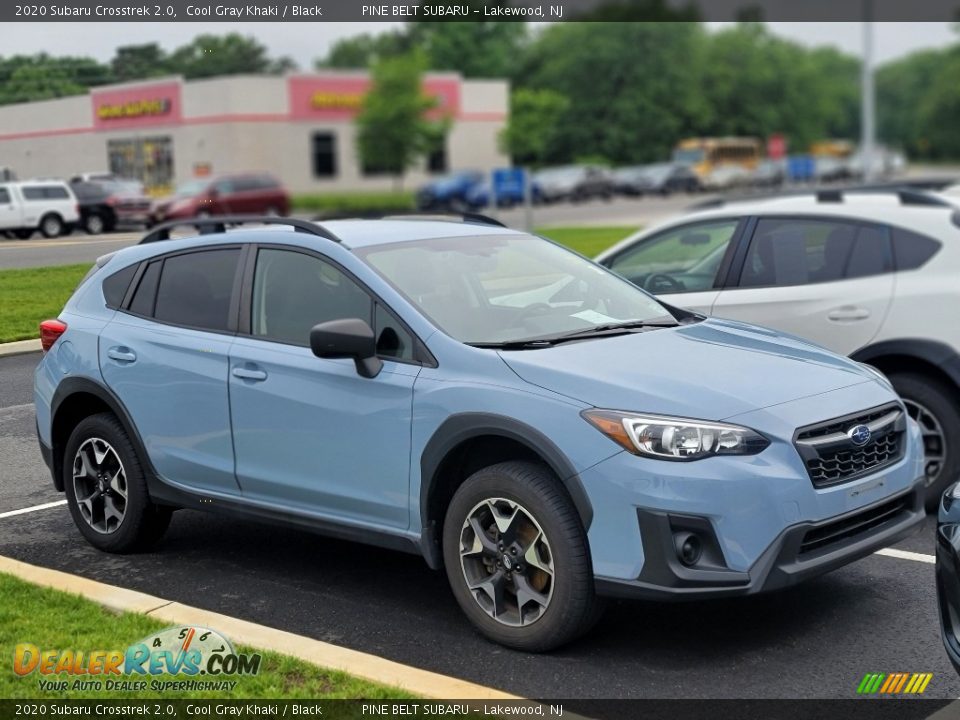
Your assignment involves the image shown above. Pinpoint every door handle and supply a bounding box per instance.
[232,366,267,382]
[827,307,870,322]
[107,347,137,363]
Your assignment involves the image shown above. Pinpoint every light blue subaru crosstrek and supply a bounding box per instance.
[35,215,927,651]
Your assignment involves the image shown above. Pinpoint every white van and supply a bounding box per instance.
[0,180,79,238]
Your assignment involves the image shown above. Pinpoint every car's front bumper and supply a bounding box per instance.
[598,486,924,600]
[936,486,960,672]
[581,382,927,598]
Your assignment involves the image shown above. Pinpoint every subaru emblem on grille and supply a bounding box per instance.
[847,424,872,447]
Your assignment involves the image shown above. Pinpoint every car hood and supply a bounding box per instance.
[499,318,877,421]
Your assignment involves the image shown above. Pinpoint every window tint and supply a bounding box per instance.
[128,261,161,317]
[153,249,240,331]
[251,249,372,346]
[72,182,108,202]
[45,186,70,199]
[606,220,740,295]
[213,179,235,194]
[21,185,70,200]
[311,133,337,178]
[21,186,46,200]
[231,176,260,192]
[0,188,10,204]
[102,264,138,309]
[891,226,941,271]
[740,218,892,288]
[256,174,279,189]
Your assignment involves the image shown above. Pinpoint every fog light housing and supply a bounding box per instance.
[674,532,702,567]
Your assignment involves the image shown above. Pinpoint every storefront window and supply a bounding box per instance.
[428,135,448,174]
[311,132,337,178]
[107,136,174,196]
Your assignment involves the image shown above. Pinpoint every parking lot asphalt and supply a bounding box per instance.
[0,194,702,270]
[1,352,958,702]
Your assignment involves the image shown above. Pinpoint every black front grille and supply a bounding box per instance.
[799,494,912,556]
[806,433,901,486]
[794,403,906,489]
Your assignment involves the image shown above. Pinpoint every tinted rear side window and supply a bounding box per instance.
[21,185,70,200]
[102,264,138,309]
[891,227,941,271]
[153,249,240,332]
[0,188,9,204]
[128,261,161,317]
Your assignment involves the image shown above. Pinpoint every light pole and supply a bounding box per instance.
[861,3,876,182]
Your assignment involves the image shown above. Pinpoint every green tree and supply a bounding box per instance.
[166,34,295,79]
[111,44,169,82]
[1,63,85,104]
[316,30,412,69]
[355,52,446,188]
[499,88,569,166]
[408,12,527,78]
[516,22,710,164]
[877,48,946,158]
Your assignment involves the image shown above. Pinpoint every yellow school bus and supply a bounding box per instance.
[810,139,855,158]
[672,137,762,180]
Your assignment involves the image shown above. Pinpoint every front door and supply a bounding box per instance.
[228,246,420,529]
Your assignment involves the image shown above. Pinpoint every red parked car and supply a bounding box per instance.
[149,173,289,225]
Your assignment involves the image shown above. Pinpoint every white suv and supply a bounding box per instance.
[0,180,79,239]
[596,189,960,508]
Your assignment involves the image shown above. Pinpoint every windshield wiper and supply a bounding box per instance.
[558,320,679,339]
[467,320,679,350]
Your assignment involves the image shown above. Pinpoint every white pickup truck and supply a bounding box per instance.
[0,180,79,239]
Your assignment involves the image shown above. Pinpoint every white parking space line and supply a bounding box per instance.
[875,547,936,564]
[0,499,66,519]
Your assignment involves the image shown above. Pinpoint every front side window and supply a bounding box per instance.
[152,249,240,331]
[0,188,10,204]
[740,218,892,288]
[251,249,372,347]
[605,220,740,295]
[359,234,677,346]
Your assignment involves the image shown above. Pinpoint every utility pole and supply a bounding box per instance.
[861,3,876,181]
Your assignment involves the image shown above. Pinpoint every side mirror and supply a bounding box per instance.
[310,318,383,379]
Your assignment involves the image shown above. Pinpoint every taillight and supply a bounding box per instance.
[39,319,67,352]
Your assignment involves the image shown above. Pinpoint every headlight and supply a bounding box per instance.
[582,409,769,461]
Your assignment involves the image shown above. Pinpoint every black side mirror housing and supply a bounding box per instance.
[310,318,383,378]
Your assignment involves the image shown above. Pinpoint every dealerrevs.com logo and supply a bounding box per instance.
[14,626,261,693]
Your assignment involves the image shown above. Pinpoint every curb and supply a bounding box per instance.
[0,554,520,701]
[0,339,41,357]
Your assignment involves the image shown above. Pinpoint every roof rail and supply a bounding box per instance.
[691,185,955,212]
[139,216,342,245]
[311,210,507,228]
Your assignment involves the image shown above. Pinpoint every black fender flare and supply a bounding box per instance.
[50,377,157,492]
[851,338,960,389]
[418,413,594,567]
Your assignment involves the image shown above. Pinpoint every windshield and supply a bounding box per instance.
[673,148,705,165]
[174,180,208,196]
[358,234,677,346]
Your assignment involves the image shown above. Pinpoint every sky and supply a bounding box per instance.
[2,21,955,68]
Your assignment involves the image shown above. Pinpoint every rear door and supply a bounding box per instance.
[98,246,243,495]
[711,216,895,354]
[599,217,745,315]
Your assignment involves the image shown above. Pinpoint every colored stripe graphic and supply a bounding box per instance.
[857,672,932,694]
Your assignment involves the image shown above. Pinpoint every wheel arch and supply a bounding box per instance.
[50,378,152,493]
[418,413,593,570]
[851,338,960,398]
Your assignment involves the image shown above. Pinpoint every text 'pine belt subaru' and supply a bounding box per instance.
[34,214,926,651]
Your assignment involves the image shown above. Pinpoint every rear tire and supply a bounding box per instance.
[442,461,601,652]
[63,413,171,553]
[40,213,64,238]
[888,372,960,511]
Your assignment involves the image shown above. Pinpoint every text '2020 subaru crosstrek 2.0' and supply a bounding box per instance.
[35,215,926,651]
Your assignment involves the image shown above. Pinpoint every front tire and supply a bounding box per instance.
[442,461,601,652]
[63,413,171,553]
[888,372,960,511]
